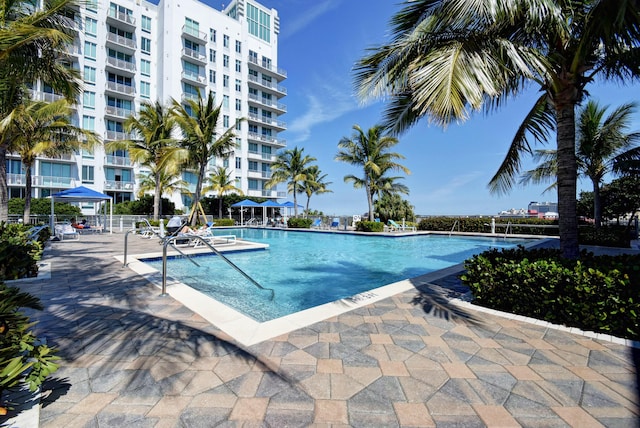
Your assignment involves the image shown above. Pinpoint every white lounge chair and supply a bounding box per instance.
[54,223,79,241]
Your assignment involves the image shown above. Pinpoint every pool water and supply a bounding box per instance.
[144,229,528,322]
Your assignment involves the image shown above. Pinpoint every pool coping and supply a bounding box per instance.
[117,233,546,347]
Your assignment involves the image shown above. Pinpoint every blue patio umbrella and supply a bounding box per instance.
[279,201,303,218]
[231,199,260,225]
[259,200,281,224]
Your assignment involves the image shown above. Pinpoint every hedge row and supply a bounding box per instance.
[460,246,640,340]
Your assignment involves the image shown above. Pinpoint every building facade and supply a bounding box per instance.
[6,0,286,214]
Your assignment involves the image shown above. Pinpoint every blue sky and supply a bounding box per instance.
[224,0,640,216]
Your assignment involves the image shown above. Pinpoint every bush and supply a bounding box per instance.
[460,246,640,340]
[0,283,60,415]
[0,223,45,281]
[211,218,235,227]
[287,218,312,228]
[578,225,630,248]
[9,198,81,216]
[356,221,385,232]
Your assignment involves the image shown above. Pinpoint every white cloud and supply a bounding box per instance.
[280,0,342,40]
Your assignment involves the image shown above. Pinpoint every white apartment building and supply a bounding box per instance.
[6,0,287,214]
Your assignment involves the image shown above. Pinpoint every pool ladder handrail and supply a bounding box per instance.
[161,234,275,300]
[449,220,459,236]
[504,221,512,240]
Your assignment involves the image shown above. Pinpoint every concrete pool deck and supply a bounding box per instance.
[2,231,639,427]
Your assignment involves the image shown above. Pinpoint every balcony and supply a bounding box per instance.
[247,74,286,96]
[261,171,271,179]
[104,131,131,142]
[31,92,64,103]
[104,180,134,191]
[105,105,133,120]
[247,150,262,160]
[247,113,286,131]
[248,93,286,113]
[262,189,276,198]
[7,173,26,186]
[105,81,135,97]
[107,9,136,29]
[105,56,136,74]
[106,32,136,51]
[32,175,76,188]
[247,132,286,147]
[61,42,82,57]
[247,56,287,79]
[181,71,206,86]
[41,152,76,162]
[182,25,207,42]
[181,93,199,103]
[261,153,275,161]
[247,169,261,179]
[181,47,206,64]
[104,154,132,166]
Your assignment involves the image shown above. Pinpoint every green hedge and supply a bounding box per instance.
[0,223,46,281]
[460,246,640,340]
[356,221,385,232]
[211,218,235,227]
[287,218,312,228]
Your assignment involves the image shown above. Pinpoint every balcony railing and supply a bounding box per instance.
[247,74,287,94]
[261,171,271,179]
[248,113,286,128]
[261,153,274,161]
[32,175,76,187]
[181,71,206,85]
[104,154,132,166]
[106,32,136,49]
[106,81,135,96]
[248,93,286,112]
[107,9,135,26]
[247,56,287,77]
[181,93,199,103]
[7,173,26,186]
[31,92,64,103]
[105,105,133,119]
[104,180,134,191]
[182,47,206,63]
[247,132,286,147]
[182,25,206,41]
[106,56,136,72]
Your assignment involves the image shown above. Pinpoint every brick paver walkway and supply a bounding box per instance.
[3,232,639,427]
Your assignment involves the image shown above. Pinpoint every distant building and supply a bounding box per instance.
[528,201,558,218]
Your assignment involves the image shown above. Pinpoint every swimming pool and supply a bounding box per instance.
[143,229,529,323]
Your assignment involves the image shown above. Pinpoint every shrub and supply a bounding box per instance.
[460,246,640,340]
[0,223,44,281]
[211,218,235,227]
[287,218,312,228]
[0,283,60,415]
[578,225,630,248]
[356,221,385,232]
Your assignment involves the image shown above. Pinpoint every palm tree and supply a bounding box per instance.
[265,147,316,218]
[520,101,640,228]
[106,100,184,221]
[372,164,410,201]
[202,166,243,219]
[3,99,98,223]
[335,124,409,220]
[172,90,239,225]
[136,165,188,216]
[0,0,82,222]
[353,0,640,259]
[299,165,332,217]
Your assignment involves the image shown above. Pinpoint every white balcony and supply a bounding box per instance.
[247,56,287,78]
[248,93,286,113]
[105,105,133,119]
[104,180,134,191]
[104,131,131,142]
[247,74,287,95]
[106,56,136,74]
[182,47,206,64]
[181,71,206,86]
[182,25,207,42]
[107,9,136,27]
[104,154,132,166]
[247,112,286,130]
[106,81,135,97]
[106,32,136,50]
[32,175,76,188]
[247,132,286,147]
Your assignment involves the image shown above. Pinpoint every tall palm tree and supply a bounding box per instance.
[372,164,410,201]
[520,101,640,228]
[202,166,243,219]
[265,147,316,218]
[106,100,184,221]
[2,99,98,223]
[172,90,239,225]
[0,0,82,222]
[335,124,409,220]
[136,165,188,216]
[299,165,332,217]
[353,0,640,259]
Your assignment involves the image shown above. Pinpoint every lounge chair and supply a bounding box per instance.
[54,223,79,241]
[329,218,340,229]
[26,225,48,241]
[310,218,323,229]
[388,219,416,232]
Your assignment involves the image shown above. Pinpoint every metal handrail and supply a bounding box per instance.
[449,220,459,236]
[162,235,274,300]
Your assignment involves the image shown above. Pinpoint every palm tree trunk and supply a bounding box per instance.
[592,181,601,229]
[153,177,161,221]
[218,193,223,219]
[190,164,205,226]
[556,104,579,259]
[292,183,298,217]
[305,196,311,218]
[366,183,374,221]
[23,164,33,224]
[0,145,8,222]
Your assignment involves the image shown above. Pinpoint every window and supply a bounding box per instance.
[141,37,151,54]
[223,34,229,48]
[249,124,258,133]
[141,15,151,32]
[209,70,215,83]
[248,161,258,171]
[235,157,241,169]
[85,17,97,36]
[183,61,200,78]
[249,106,258,115]
[235,40,241,53]
[235,99,241,111]
[40,162,71,179]
[82,115,95,131]
[82,165,94,183]
[82,149,94,159]
[223,75,229,88]
[223,115,229,127]
[209,49,215,63]
[140,81,150,99]
[235,120,242,131]
[223,158,229,168]
[235,60,241,73]
[235,79,242,92]
[83,91,95,109]
[84,41,97,60]
[247,3,270,43]
[249,50,258,63]
[184,17,199,37]
[248,179,258,190]
[222,95,229,109]
[223,54,229,68]
[235,138,241,149]
[140,59,151,76]
[86,0,97,12]
[248,142,258,152]
[210,28,216,42]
